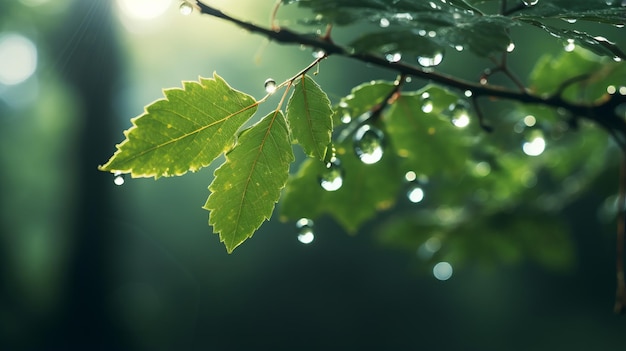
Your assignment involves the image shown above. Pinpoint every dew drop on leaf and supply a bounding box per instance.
[385,52,402,63]
[472,161,491,177]
[447,100,471,128]
[420,92,433,113]
[522,0,538,6]
[433,262,453,281]
[407,186,424,203]
[506,42,515,52]
[319,159,344,191]
[296,218,315,244]
[563,39,575,52]
[404,171,417,182]
[179,1,193,15]
[417,51,443,67]
[312,49,326,59]
[341,111,352,124]
[379,18,390,28]
[354,124,385,164]
[264,78,277,94]
[417,237,441,260]
[522,131,546,156]
[113,171,125,186]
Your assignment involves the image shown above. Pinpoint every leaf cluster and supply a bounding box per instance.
[101,0,625,267]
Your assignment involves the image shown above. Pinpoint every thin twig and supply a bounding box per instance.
[472,95,494,132]
[193,1,626,145]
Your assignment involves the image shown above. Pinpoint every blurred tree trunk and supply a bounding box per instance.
[48,0,121,348]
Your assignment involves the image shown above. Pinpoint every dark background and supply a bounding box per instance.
[1,0,625,350]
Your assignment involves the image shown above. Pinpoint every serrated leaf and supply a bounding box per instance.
[519,19,626,60]
[99,73,257,178]
[204,110,294,253]
[286,0,515,57]
[282,81,403,231]
[286,75,333,161]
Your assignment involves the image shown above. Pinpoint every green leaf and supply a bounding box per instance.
[286,75,333,161]
[519,19,626,61]
[286,0,515,57]
[280,147,401,232]
[204,110,294,253]
[99,73,258,178]
[385,86,477,177]
[281,81,403,232]
[515,0,626,25]
[287,0,625,60]
[377,210,574,271]
[529,49,625,100]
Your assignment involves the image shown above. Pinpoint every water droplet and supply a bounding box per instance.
[354,124,385,164]
[447,100,471,128]
[616,24,625,28]
[417,237,442,260]
[522,131,546,156]
[179,1,193,15]
[113,171,125,186]
[312,49,326,59]
[614,56,623,62]
[479,77,488,85]
[296,218,315,244]
[433,262,453,281]
[523,115,536,127]
[562,18,577,24]
[464,90,473,97]
[379,18,390,27]
[620,86,626,95]
[407,186,424,203]
[417,50,444,67]
[522,0,538,6]
[421,92,433,113]
[264,78,277,94]
[608,85,617,94]
[506,42,515,52]
[404,171,417,182]
[319,159,344,191]
[472,161,491,177]
[341,111,352,124]
[454,45,464,52]
[385,52,402,63]
[563,39,575,52]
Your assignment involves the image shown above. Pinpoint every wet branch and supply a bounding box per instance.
[193,1,626,145]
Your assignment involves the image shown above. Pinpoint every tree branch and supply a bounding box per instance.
[193,1,626,145]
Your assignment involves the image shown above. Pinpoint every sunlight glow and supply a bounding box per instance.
[116,0,173,20]
[0,33,37,85]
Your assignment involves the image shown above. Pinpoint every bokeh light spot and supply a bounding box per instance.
[0,33,38,86]
[116,0,172,20]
